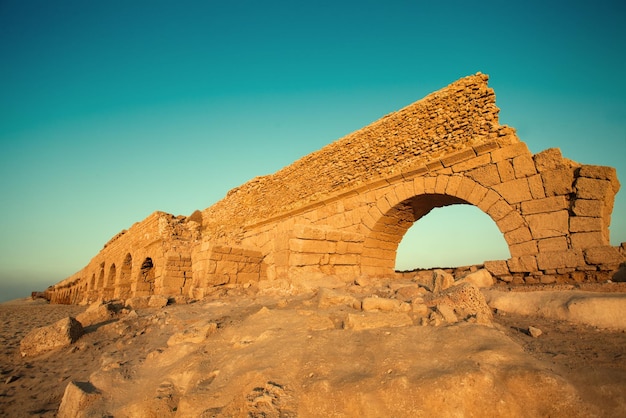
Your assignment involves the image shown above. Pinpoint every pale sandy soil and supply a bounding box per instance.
[1,282,625,417]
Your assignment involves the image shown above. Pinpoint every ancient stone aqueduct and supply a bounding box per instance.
[45,73,624,304]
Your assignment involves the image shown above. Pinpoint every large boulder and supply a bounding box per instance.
[20,317,84,357]
[57,381,102,418]
[76,300,123,327]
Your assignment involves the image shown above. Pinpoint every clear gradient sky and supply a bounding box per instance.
[1,0,625,302]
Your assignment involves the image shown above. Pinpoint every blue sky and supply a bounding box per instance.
[1,0,624,301]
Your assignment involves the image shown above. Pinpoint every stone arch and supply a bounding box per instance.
[114,253,133,299]
[96,263,105,293]
[133,257,155,296]
[103,264,116,300]
[361,175,527,276]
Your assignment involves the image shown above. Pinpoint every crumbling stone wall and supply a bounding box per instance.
[45,73,623,303]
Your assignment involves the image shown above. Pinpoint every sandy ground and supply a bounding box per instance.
[1,282,626,417]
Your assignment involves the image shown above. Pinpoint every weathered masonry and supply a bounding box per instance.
[46,73,623,304]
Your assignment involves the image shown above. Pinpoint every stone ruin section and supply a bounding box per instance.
[44,73,624,304]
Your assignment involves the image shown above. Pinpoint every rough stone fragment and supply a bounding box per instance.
[20,317,84,357]
[431,283,493,324]
[167,322,218,346]
[432,269,455,293]
[455,269,494,288]
[148,295,170,308]
[344,312,413,330]
[533,148,565,172]
[362,297,409,312]
[436,304,458,323]
[541,169,574,196]
[528,326,543,338]
[76,301,123,327]
[57,381,102,418]
[317,288,360,309]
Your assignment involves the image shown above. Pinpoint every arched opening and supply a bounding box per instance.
[97,264,105,291]
[134,257,155,296]
[115,253,133,299]
[104,264,116,299]
[395,204,510,271]
[361,188,517,277]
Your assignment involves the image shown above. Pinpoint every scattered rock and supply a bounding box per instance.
[432,269,455,293]
[76,300,123,327]
[455,269,494,288]
[317,287,360,309]
[57,381,102,418]
[395,285,427,302]
[362,297,409,312]
[148,295,169,308]
[429,283,493,324]
[529,326,543,338]
[20,317,84,357]
[436,303,458,323]
[167,322,218,346]
[344,312,413,330]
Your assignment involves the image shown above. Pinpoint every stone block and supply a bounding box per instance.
[329,254,359,265]
[575,177,611,200]
[572,199,603,217]
[533,148,564,172]
[497,160,515,182]
[487,200,513,221]
[520,196,567,215]
[456,177,477,200]
[497,211,525,233]
[434,175,449,194]
[536,250,585,270]
[445,175,463,196]
[476,190,501,212]
[293,224,326,240]
[57,381,102,418]
[451,153,490,172]
[569,217,602,233]
[584,246,623,266]
[344,312,413,330]
[466,183,488,206]
[484,260,510,276]
[507,256,538,273]
[20,317,84,357]
[493,178,532,204]
[526,210,569,239]
[541,168,574,196]
[441,148,476,167]
[490,142,530,163]
[512,154,537,178]
[504,226,533,245]
[527,174,546,199]
[289,238,335,253]
[468,164,501,187]
[579,165,619,187]
[473,141,500,155]
[423,176,437,193]
[508,240,538,257]
[570,232,606,249]
[537,237,568,253]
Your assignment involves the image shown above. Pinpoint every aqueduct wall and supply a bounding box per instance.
[46,73,623,303]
